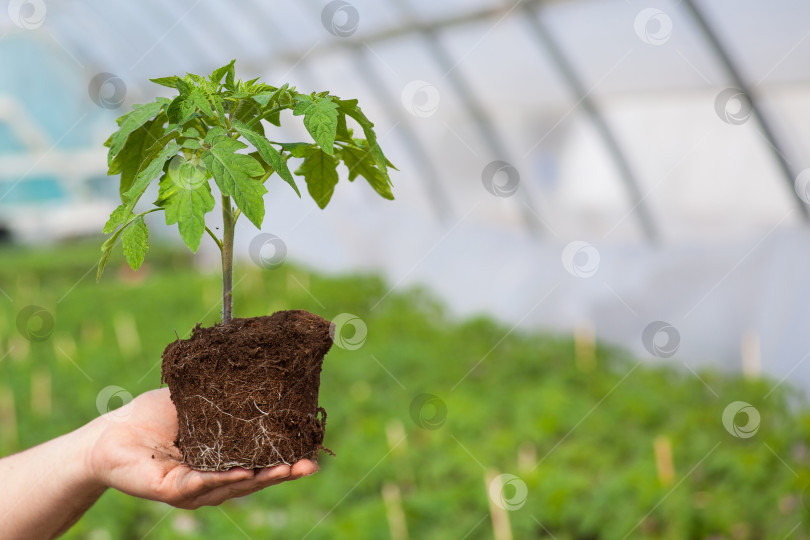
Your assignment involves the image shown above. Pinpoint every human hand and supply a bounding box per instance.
[85,388,318,509]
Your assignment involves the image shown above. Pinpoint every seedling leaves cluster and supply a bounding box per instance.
[98,61,395,322]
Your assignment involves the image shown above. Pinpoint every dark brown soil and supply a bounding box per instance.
[161,310,333,471]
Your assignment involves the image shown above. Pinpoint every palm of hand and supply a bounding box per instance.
[88,388,317,509]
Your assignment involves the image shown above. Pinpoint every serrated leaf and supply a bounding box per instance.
[279,142,314,158]
[103,204,131,234]
[340,141,394,200]
[150,76,179,89]
[190,87,213,117]
[108,112,169,196]
[167,95,195,124]
[295,147,339,209]
[293,95,339,155]
[122,140,180,214]
[204,126,228,145]
[158,168,215,252]
[338,99,392,184]
[233,121,299,197]
[108,101,164,165]
[122,215,149,270]
[211,59,236,85]
[201,137,266,227]
[233,99,260,126]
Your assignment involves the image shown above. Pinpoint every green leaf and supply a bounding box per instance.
[102,204,131,234]
[150,76,179,89]
[338,99,392,184]
[233,121,299,197]
[166,95,195,124]
[122,140,180,214]
[108,101,164,165]
[108,112,169,196]
[279,142,314,158]
[190,87,213,117]
[158,165,215,252]
[121,215,149,270]
[294,95,339,155]
[97,211,153,280]
[295,147,339,209]
[211,59,236,85]
[201,137,267,227]
[340,141,394,200]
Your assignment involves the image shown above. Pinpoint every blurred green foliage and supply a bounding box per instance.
[0,241,809,539]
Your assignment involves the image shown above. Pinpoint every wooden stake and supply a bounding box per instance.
[113,313,141,357]
[485,470,513,540]
[574,321,596,372]
[30,368,51,417]
[741,330,761,379]
[654,435,675,487]
[382,482,409,540]
[517,442,536,474]
[386,419,415,490]
[0,386,18,452]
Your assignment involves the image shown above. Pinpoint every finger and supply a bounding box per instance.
[177,467,254,497]
[290,459,319,479]
[209,464,292,497]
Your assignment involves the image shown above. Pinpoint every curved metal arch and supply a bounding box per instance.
[391,0,545,237]
[521,2,659,242]
[681,0,809,221]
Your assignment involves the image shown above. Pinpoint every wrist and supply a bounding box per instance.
[67,417,108,493]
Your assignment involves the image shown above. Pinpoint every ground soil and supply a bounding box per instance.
[161,310,334,471]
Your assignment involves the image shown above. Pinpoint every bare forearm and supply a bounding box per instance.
[0,421,106,539]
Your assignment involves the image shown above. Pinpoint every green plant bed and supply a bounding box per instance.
[1,242,809,539]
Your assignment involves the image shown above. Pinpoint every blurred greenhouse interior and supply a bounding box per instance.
[2,0,810,538]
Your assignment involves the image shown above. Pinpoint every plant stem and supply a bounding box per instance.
[221,194,235,324]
